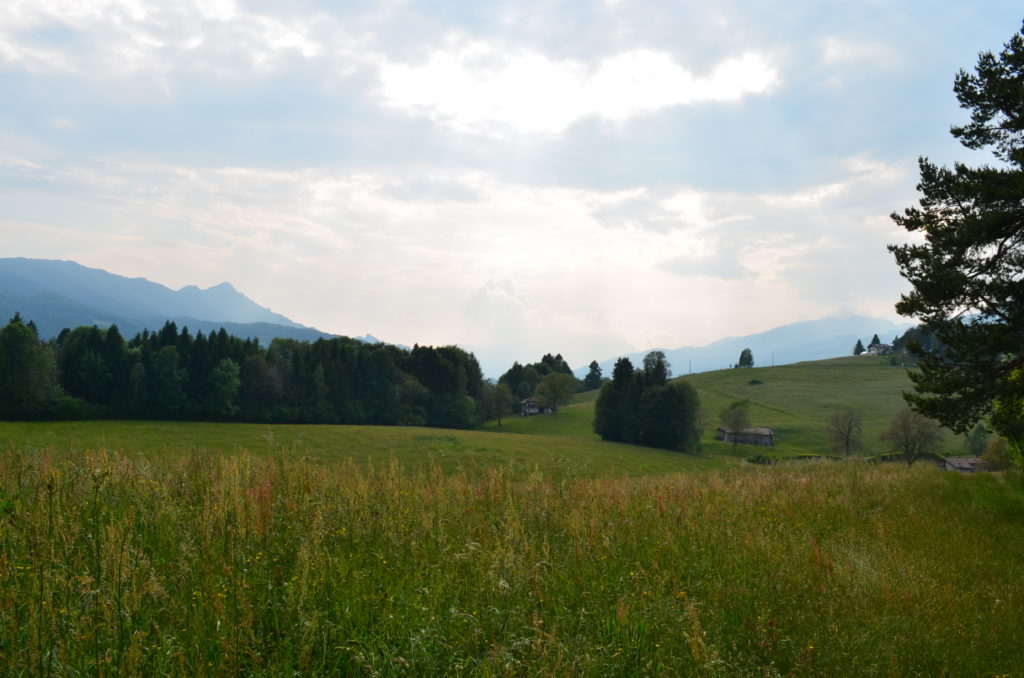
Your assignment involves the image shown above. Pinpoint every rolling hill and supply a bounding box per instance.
[490,354,954,459]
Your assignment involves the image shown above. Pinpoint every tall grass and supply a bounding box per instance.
[1,444,1022,675]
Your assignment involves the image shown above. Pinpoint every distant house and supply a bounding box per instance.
[520,397,552,417]
[865,342,893,355]
[717,427,775,446]
[943,456,987,473]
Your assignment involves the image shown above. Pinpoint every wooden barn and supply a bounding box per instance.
[717,426,775,446]
[520,397,552,417]
[943,456,986,473]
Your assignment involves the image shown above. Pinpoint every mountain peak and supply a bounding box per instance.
[0,257,305,331]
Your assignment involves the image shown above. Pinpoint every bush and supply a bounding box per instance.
[982,437,1012,470]
[49,395,90,420]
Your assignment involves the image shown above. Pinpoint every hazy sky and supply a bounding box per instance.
[2,2,1020,375]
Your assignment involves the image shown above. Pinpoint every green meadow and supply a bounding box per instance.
[1,357,1022,676]
[683,355,921,457]
[486,355,925,458]
[0,419,727,480]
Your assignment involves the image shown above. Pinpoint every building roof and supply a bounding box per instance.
[718,427,775,436]
[944,456,985,470]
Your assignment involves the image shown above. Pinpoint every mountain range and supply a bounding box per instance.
[2,258,913,373]
[0,258,336,346]
[574,315,915,380]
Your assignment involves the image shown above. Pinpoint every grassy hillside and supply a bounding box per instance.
[479,389,600,439]
[482,355,945,459]
[683,354,922,457]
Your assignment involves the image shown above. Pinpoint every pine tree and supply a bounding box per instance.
[889,22,1024,439]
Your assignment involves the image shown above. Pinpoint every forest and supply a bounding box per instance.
[0,314,489,428]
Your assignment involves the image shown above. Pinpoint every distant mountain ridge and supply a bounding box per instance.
[576,316,915,379]
[0,257,336,346]
[3,259,911,371]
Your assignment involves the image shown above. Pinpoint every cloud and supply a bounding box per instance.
[462,278,637,376]
[377,175,482,203]
[0,1,335,79]
[821,36,898,66]
[4,135,918,363]
[377,38,778,135]
[4,0,1018,374]
[658,248,749,280]
[589,188,706,233]
[463,278,528,346]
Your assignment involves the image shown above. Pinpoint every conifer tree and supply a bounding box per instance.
[890,22,1024,440]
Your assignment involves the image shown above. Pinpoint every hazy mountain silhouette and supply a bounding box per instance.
[2,259,912,369]
[577,316,915,379]
[0,258,335,346]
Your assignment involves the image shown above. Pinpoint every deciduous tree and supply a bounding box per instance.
[479,380,516,426]
[880,408,944,466]
[826,410,863,458]
[982,437,1012,470]
[642,351,671,387]
[207,358,241,418]
[719,400,751,454]
[0,314,61,419]
[737,348,754,368]
[534,372,576,413]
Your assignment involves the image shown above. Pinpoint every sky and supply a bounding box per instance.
[2,1,1021,377]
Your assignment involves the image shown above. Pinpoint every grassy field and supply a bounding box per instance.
[1,445,1021,676]
[0,419,730,480]
[1,356,1020,675]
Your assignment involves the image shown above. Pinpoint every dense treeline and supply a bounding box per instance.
[593,351,701,452]
[498,352,579,399]
[0,314,484,428]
